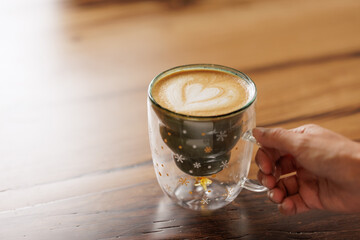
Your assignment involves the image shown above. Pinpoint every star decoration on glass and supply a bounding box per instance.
[195,177,212,191]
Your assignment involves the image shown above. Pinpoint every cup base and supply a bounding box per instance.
[170,178,242,211]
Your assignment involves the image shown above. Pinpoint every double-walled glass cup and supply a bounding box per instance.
[147,64,267,211]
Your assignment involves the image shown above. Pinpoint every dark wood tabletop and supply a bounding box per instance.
[1,0,360,239]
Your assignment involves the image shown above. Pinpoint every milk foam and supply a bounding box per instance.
[152,70,250,116]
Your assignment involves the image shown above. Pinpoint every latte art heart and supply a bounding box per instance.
[152,70,250,116]
[184,83,223,104]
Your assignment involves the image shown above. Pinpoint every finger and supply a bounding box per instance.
[255,148,275,175]
[276,179,288,196]
[278,194,310,216]
[277,154,297,175]
[267,187,285,204]
[296,169,324,210]
[262,147,284,164]
[257,171,277,189]
[289,125,308,134]
[277,175,299,196]
[271,155,297,181]
[255,146,286,176]
[289,124,322,134]
[253,127,302,155]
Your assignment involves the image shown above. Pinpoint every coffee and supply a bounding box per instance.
[151,70,250,116]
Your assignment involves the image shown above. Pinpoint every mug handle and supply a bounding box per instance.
[240,130,268,192]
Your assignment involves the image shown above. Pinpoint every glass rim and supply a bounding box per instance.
[148,64,257,120]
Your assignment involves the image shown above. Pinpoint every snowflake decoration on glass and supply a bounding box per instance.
[193,162,201,168]
[164,184,172,193]
[174,154,185,163]
[223,186,234,199]
[216,131,227,141]
[220,161,229,169]
[204,146,212,153]
[227,186,233,195]
[154,148,159,156]
[178,177,189,186]
[201,197,210,205]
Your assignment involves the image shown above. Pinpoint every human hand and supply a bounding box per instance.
[253,124,360,216]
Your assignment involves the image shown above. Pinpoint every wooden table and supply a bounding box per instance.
[1,0,360,239]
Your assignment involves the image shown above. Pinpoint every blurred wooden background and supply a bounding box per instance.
[0,0,359,239]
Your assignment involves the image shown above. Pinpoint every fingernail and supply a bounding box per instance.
[253,128,265,138]
[261,177,267,186]
[254,127,265,133]
[267,190,274,199]
[252,127,264,140]
[258,164,264,172]
[273,167,281,180]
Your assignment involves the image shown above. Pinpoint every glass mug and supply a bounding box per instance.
[147,64,267,211]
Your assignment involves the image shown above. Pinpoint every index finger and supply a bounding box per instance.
[255,147,283,174]
[253,127,303,157]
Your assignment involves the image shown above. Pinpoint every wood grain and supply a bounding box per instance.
[0,0,359,239]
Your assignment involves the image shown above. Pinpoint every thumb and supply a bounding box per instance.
[253,127,301,154]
